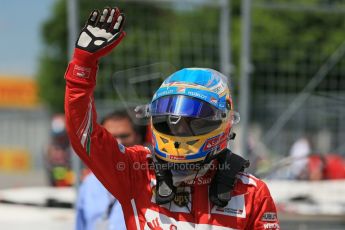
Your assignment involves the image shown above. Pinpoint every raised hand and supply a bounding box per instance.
[75,7,125,60]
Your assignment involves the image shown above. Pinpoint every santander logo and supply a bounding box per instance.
[203,134,227,151]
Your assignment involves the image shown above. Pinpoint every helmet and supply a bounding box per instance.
[150,68,239,164]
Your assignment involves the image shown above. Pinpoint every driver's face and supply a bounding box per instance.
[103,118,140,147]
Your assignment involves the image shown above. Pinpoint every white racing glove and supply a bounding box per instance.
[74,7,126,63]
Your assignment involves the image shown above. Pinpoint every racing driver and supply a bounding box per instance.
[64,7,280,230]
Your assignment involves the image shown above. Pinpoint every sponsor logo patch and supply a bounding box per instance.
[186,91,207,100]
[211,83,225,94]
[173,191,189,207]
[177,87,186,93]
[147,218,163,229]
[263,223,280,229]
[215,207,244,216]
[144,209,235,229]
[150,186,192,213]
[169,155,186,160]
[184,175,212,185]
[73,65,91,78]
[262,212,277,222]
[211,194,246,218]
[157,89,174,98]
[203,134,227,151]
[210,97,218,104]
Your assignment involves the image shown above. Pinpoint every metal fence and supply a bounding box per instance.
[92,0,345,162]
[93,0,231,119]
[2,0,343,172]
[249,0,345,160]
[0,109,51,169]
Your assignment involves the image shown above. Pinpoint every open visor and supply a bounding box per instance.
[151,95,221,119]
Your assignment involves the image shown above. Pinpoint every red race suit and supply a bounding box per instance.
[64,58,280,230]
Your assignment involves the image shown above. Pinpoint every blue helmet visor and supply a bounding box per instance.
[151,95,219,119]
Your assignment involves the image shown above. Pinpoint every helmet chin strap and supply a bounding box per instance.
[209,149,250,207]
[153,155,176,205]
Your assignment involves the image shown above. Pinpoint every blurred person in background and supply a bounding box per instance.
[307,153,345,180]
[76,109,147,230]
[265,136,311,180]
[287,137,311,180]
[65,7,280,229]
[44,114,74,187]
